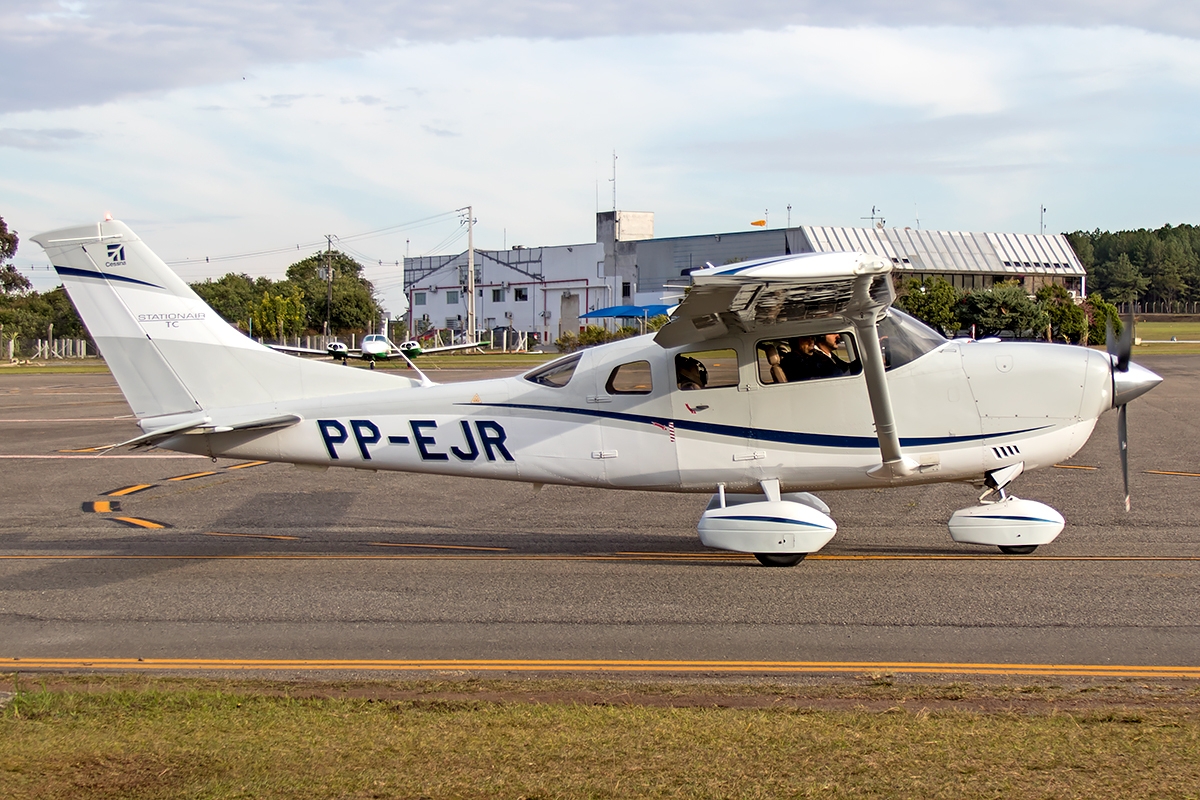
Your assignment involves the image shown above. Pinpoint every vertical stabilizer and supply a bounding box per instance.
[32,220,414,420]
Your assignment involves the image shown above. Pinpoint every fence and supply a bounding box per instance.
[1117,301,1200,314]
[7,338,95,361]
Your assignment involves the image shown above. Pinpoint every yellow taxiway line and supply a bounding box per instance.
[2,657,1198,679]
[166,471,220,481]
[104,484,157,496]
[2,553,1200,562]
[1145,470,1200,478]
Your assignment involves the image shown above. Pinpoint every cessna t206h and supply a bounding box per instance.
[34,220,1162,566]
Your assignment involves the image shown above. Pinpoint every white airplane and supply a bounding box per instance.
[273,334,477,367]
[34,220,1162,566]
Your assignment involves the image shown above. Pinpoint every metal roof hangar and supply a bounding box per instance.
[635,225,1086,298]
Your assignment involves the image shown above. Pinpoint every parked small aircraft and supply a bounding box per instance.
[273,334,477,367]
[34,220,1162,565]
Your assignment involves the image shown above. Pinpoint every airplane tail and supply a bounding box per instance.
[32,220,414,421]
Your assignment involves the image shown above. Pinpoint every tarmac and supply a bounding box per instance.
[1,355,1198,680]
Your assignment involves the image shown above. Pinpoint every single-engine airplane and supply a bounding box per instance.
[34,220,1162,565]
[272,333,478,367]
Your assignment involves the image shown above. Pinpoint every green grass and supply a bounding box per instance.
[3,676,1200,799]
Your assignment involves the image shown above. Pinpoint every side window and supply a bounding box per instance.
[525,353,581,387]
[606,360,653,395]
[676,348,739,391]
[756,334,861,385]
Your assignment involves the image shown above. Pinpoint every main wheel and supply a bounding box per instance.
[754,553,806,567]
[998,544,1038,555]
[369,360,376,369]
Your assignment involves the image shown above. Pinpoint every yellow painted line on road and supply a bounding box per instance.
[368,542,511,552]
[58,446,115,453]
[167,471,219,481]
[1146,470,1200,478]
[110,516,171,530]
[3,657,1199,680]
[2,553,1200,563]
[1054,463,1099,470]
[226,460,269,470]
[105,484,156,497]
[81,500,119,513]
[204,532,300,541]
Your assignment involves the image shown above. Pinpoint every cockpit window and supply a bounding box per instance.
[676,349,739,390]
[756,334,861,385]
[606,360,653,394]
[525,353,581,387]
[878,308,947,370]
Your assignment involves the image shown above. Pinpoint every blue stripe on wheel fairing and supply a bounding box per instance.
[54,265,162,289]
[464,402,1052,450]
[715,514,834,528]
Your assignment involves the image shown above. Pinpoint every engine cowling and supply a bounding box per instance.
[698,499,837,555]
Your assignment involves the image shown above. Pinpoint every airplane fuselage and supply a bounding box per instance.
[165,331,1114,494]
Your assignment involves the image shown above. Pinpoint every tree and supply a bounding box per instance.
[252,287,306,341]
[958,281,1049,338]
[0,215,31,296]
[191,273,269,331]
[1082,293,1121,344]
[285,250,380,333]
[895,276,961,336]
[1095,253,1148,304]
[1035,284,1087,344]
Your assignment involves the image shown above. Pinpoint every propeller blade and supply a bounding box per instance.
[1106,316,1116,360]
[1118,402,1130,512]
[1116,308,1134,372]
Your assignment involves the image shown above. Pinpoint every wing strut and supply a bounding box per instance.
[848,275,917,480]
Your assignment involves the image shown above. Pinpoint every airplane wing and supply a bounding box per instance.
[657,251,916,479]
[396,340,482,356]
[654,251,894,349]
[269,344,360,357]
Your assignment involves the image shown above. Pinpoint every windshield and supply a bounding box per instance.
[524,353,581,387]
[878,308,947,370]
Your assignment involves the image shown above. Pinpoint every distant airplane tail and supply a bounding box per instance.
[32,220,413,421]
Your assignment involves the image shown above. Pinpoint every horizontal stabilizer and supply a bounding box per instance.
[108,413,303,452]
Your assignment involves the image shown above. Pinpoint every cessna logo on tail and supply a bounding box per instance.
[105,243,126,266]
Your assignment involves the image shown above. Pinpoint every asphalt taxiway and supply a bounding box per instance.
[1,357,1198,679]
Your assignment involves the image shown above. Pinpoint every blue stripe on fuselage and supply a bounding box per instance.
[463,401,1051,449]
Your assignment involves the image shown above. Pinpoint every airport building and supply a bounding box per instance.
[404,212,1087,345]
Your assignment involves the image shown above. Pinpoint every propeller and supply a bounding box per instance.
[1106,310,1135,511]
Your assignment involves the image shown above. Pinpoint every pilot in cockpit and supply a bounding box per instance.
[676,355,708,390]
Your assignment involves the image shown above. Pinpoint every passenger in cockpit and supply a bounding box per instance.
[676,355,708,390]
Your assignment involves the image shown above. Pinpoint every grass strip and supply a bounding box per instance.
[3,675,1200,799]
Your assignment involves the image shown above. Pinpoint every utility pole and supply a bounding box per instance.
[610,151,617,211]
[1040,205,1047,235]
[787,204,792,228]
[459,206,476,345]
[324,235,333,337]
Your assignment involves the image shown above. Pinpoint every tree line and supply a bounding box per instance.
[1068,223,1200,306]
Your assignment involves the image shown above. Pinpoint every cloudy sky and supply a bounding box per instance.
[4,1,1200,311]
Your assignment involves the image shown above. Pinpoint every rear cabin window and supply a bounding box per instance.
[756,334,861,385]
[606,360,653,394]
[525,353,581,387]
[676,348,739,391]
